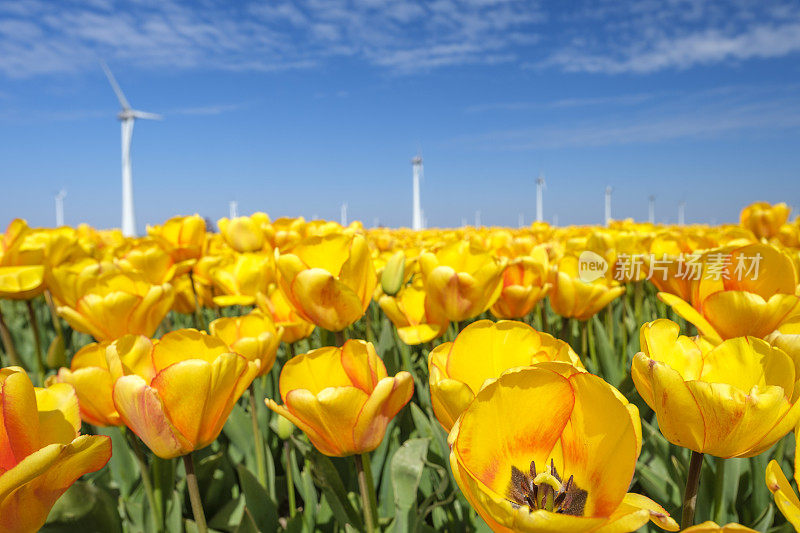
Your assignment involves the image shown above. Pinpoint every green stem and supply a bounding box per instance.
[183,453,208,533]
[248,383,268,488]
[560,316,569,342]
[126,429,163,532]
[580,322,587,358]
[26,299,45,385]
[44,290,64,338]
[0,300,17,367]
[334,330,346,347]
[605,304,613,348]
[287,342,296,359]
[285,441,297,518]
[712,456,727,523]
[587,319,598,373]
[354,453,378,533]
[681,451,704,529]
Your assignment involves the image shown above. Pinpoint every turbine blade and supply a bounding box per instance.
[131,110,163,120]
[100,60,131,110]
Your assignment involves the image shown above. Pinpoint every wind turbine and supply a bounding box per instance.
[101,61,162,237]
[605,186,613,226]
[536,173,545,222]
[55,189,66,227]
[229,200,239,219]
[648,195,655,224]
[411,153,424,230]
[340,202,348,226]
[678,201,686,225]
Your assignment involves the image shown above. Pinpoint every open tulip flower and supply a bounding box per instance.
[490,250,551,320]
[210,310,284,376]
[418,240,506,322]
[56,271,174,341]
[109,330,259,459]
[740,201,791,240]
[146,214,206,263]
[378,277,449,345]
[115,238,195,285]
[449,363,677,532]
[428,320,583,431]
[632,319,800,457]
[265,339,413,457]
[0,367,112,533]
[548,254,625,321]
[210,251,276,307]
[276,233,377,332]
[659,243,800,341]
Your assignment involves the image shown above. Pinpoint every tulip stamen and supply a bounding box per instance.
[507,459,587,516]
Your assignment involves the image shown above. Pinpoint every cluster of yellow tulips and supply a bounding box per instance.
[1,200,799,532]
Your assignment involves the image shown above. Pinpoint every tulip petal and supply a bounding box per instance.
[0,370,39,471]
[56,367,119,427]
[353,373,413,452]
[112,375,192,459]
[291,268,364,331]
[766,459,800,530]
[0,435,111,533]
[152,353,257,450]
[34,383,80,447]
[658,292,720,342]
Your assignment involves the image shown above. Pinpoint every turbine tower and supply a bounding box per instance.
[535,173,545,222]
[648,195,655,224]
[411,154,423,230]
[55,190,66,227]
[605,186,613,226]
[678,201,686,225]
[101,61,162,237]
[229,200,238,219]
[340,202,348,226]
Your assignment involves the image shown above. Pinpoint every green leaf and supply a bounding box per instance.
[95,426,138,498]
[237,464,279,532]
[391,438,430,533]
[42,481,122,533]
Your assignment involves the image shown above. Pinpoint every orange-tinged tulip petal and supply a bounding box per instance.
[449,364,676,532]
[633,320,800,457]
[112,374,194,459]
[0,435,111,533]
[0,370,40,470]
[267,339,412,457]
[291,269,364,332]
[681,522,759,532]
[210,311,283,376]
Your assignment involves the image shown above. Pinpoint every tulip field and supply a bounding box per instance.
[2,201,800,533]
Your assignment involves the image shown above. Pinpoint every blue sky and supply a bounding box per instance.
[1,0,799,231]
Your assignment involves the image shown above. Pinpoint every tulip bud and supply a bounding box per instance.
[381,251,405,296]
[46,334,66,368]
[275,414,295,439]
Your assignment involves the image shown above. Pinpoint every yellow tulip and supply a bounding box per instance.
[265,339,413,457]
[109,330,259,459]
[46,257,119,308]
[378,278,448,346]
[681,522,758,532]
[256,287,315,344]
[418,240,505,322]
[490,249,551,319]
[210,310,283,376]
[54,336,155,427]
[217,213,270,253]
[56,271,174,341]
[632,319,800,457]
[449,363,677,532]
[659,243,800,341]
[146,214,206,263]
[428,320,583,431]
[0,219,45,301]
[740,201,791,240]
[0,367,111,533]
[210,252,276,307]
[276,233,377,332]
[115,238,194,284]
[549,254,625,320]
